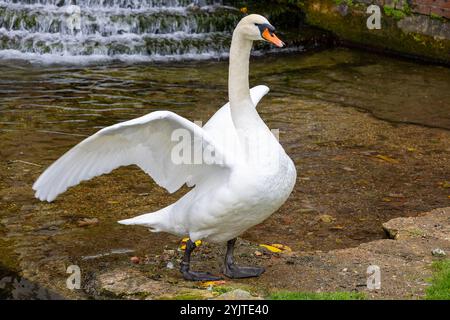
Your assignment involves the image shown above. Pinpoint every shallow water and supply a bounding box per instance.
[0,47,449,298]
[1,47,449,134]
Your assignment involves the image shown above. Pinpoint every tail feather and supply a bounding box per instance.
[118,206,172,233]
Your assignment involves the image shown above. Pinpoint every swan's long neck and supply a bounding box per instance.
[228,30,260,130]
[229,31,252,105]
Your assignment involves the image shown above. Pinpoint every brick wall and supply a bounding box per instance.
[411,0,450,18]
[366,0,449,18]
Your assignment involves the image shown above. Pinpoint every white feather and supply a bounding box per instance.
[33,86,268,203]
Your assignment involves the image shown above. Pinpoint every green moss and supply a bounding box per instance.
[170,293,208,300]
[0,230,20,274]
[213,286,234,295]
[402,2,412,15]
[334,0,353,6]
[430,13,444,21]
[300,0,450,63]
[383,5,406,21]
[269,291,366,300]
[426,260,450,300]
[0,235,20,299]
[407,228,426,237]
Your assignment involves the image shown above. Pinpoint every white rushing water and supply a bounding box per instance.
[0,0,240,63]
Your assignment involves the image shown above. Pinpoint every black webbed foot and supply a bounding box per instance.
[223,264,265,279]
[223,238,265,279]
[180,239,222,281]
[182,270,223,281]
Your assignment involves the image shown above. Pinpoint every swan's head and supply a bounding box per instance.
[235,14,284,47]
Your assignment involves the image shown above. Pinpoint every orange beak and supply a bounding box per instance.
[262,28,285,48]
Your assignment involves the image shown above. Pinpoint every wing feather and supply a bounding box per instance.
[33,86,270,202]
[33,111,229,202]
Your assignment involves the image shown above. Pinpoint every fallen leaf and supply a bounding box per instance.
[259,243,292,253]
[199,280,226,288]
[330,225,345,230]
[442,181,450,188]
[77,218,98,227]
[406,147,416,152]
[374,154,399,164]
[259,244,282,253]
[319,214,334,223]
[388,193,405,198]
[342,166,356,172]
[271,243,292,252]
[254,250,263,256]
[180,238,202,250]
[382,197,392,202]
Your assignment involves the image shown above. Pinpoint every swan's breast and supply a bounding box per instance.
[229,149,296,213]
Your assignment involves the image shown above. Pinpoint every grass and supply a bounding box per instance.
[213,286,235,295]
[426,260,450,300]
[269,291,366,300]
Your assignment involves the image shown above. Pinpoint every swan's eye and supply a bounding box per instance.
[256,23,275,36]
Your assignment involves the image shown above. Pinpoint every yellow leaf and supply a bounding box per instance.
[259,244,282,253]
[240,7,248,14]
[199,280,226,288]
[375,154,399,164]
[259,243,292,253]
[407,147,416,152]
[180,238,202,250]
[270,243,292,252]
[319,214,334,223]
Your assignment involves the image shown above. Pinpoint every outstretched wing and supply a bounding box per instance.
[33,111,230,202]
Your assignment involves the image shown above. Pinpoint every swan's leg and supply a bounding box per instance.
[180,239,222,281]
[223,238,265,279]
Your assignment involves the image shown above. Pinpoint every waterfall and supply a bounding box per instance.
[0,0,240,63]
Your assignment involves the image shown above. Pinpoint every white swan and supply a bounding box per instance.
[33,14,297,281]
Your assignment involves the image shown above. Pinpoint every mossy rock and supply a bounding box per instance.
[300,0,450,63]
